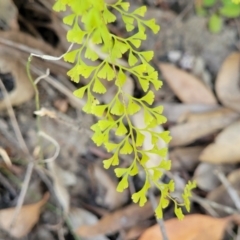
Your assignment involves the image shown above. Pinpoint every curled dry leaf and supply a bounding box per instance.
[0,193,49,238]
[170,146,203,171]
[159,63,217,104]
[139,214,232,240]
[170,108,239,147]
[0,52,34,110]
[200,120,240,164]
[216,52,240,113]
[207,169,240,216]
[76,197,157,238]
[0,0,18,30]
[162,102,220,123]
[194,163,221,191]
[69,207,109,240]
[93,165,128,210]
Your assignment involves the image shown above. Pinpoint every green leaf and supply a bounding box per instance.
[98,63,115,81]
[136,131,144,147]
[175,206,184,220]
[151,79,163,90]
[203,0,217,7]
[98,119,113,131]
[67,64,80,83]
[153,105,163,114]
[103,7,117,23]
[103,154,119,169]
[63,13,76,26]
[141,91,155,105]
[132,189,147,207]
[140,152,149,165]
[67,22,86,44]
[115,168,128,177]
[129,39,141,48]
[85,47,99,61]
[111,98,124,116]
[158,159,171,171]
[144,109,154,125]
[208,14,222,33]
[132,64,147,74]
[127,99,141,115]
[78,65,96,78]
[91,29,102,44]
[116,69,127,87]
[168,180,175,192]
[116,121,128,136]
[219,5,240,17]
[141,51,154,62]
[158,131,172,143]
[132,6,147,17]
[131,31,147,40]
[144,19,160,34]
[153,169,163,181]
[91,131,105,146]
[122,15,134,25]
[126,24,135,32]
[104,142,119,152]
[73,86,87,98]
[53,0,66,12]
[154,113,167,125]
[91,104,107,117]
[130,162,138,176]
[64,49,78,63]
[117,175,129,192]
[139,78,149,92]
[128,51,138,66]
[161,197,170,209]
[120,139,133,154]
[93,78,107,94]
[120,2,130,11]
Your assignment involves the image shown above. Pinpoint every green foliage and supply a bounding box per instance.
[196,0,240,33]
[53,0,195,219]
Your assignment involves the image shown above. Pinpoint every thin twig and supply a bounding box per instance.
[148,188,169,240]
[215,169,240,211]
[0,79,35,229]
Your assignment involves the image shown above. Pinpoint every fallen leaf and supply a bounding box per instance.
[0,0,18,30]
[194,163,221,191]
[139,214,232,240]
[162,102,219,123]
[0,52,34,110]
[159,63,217,104]
[76,197,158,237]
[0,193,49,238]
[170,108,239,147]
[216,52,240,113]
[93,165,128,210]
[69,207,109,240]
[200,120,240,163]
[170,146,203,171]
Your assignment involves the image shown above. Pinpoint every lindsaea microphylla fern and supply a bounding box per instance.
[52,0,196,220]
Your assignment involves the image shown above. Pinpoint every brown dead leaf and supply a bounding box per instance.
[200,120,240,163]
[76,197,158,238]
[170,146,203,171]
[0,193,49,238]
[170,108,239,147]
[0,0,18,30]
[0,52,34,110]
[159,63,217,104]
[216,52,240,113]
[162,102,220,123]
[194,163,221,191]
[139,214,232,240]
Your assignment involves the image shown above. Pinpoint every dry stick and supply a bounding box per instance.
[215,169,240,240]
[148,188,169,240]
[0,79,35,229]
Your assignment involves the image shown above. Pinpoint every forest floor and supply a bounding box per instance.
[0,0,240,239]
